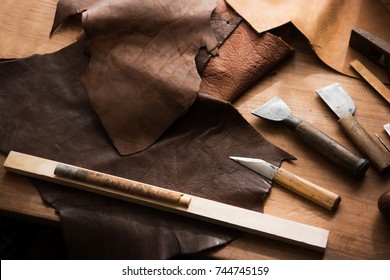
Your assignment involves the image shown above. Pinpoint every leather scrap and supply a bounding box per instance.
[50,0,294,155]
[50,0,99,34]
[0,40,294,259]
[200,21,294,102]
[227,0,390,83]
[196,0,242,74]
[52,0,219,156]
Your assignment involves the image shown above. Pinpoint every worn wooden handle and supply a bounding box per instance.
[338,114,390,174]
[294,121,369,178]
[54,164,191,208]
[274,168,341,211]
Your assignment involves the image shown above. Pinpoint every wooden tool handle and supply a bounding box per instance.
[338,114,390,174]
[294,121,369,178]
[54,164,191,208]
[274,168,341,211]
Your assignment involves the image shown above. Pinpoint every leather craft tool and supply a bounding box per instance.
[230,156,341,211]
[385,124,390,136]
[252,96,369,178]
[3,151,329,252]
[316,83,390,174]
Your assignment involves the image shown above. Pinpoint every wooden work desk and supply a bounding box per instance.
[1,0,390,260]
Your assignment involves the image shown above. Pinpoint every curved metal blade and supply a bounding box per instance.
[251,96,291,121]
[230,156,277,181]
[316,83,356,118]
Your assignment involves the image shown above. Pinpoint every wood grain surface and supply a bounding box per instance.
[1,0,390,259]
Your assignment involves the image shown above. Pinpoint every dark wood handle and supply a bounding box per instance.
[294,120,369,178]
[338,114,390,174]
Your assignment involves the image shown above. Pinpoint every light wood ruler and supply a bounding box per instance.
[3,151,329,252]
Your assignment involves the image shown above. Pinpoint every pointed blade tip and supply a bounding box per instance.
[229,156,247,162]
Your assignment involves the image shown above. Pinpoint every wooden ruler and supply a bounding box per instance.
[3,151,329,252]
[350,59,390,104]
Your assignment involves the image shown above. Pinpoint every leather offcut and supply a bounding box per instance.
[200,21,294,102]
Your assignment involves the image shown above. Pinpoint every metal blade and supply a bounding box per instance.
[230,156,277,181]
[385,124,390,137]
[251,96,291,121]
[316,83,356,118]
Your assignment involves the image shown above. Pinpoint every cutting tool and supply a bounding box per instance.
[230,156,341,211]
[316,82,390,174]
[252,96,369,178]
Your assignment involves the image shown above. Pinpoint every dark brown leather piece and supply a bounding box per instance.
[200,23,294,102]
[0,40,294,259]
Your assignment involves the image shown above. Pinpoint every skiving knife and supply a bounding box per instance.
[252,96,369,178]
[316,83,390,174]
[230,156,341,211]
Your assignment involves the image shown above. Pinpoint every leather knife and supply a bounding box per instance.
[230,156,341,211]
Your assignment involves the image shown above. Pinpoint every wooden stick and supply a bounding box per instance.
[3,151,329,252]
[350,59,390,104]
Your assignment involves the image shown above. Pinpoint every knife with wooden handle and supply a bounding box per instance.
[316,83,390,174]
[252,96,369,178]
[230,156,341,211]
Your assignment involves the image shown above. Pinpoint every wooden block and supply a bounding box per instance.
[3,151,329,252]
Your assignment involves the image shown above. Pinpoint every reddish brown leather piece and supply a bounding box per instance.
[196,0,242,74]
[200,22,294,102]
[0,40,294,259]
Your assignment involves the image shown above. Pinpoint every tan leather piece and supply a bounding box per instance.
[227,0,390,83]
[52,0,219,156]
[200,22,294,102]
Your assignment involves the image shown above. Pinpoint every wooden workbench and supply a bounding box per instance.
[1,0,389,259]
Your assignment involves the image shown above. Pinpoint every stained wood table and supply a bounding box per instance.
[1,0,390,259]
